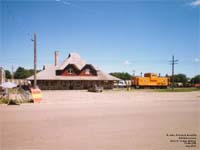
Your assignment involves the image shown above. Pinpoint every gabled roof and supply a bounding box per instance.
[58,53,86,70]
[29,65,57,80]
[27,64,119,81]
[80,64,97,72]
[27,52,120,81]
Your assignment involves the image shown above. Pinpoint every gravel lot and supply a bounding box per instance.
[0,90,199,150]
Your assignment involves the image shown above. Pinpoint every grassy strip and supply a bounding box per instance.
[0,98,9,104]
[0,97,33,105]
[110,87,200,92]
[153,88,200,92]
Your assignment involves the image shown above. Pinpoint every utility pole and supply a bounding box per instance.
[169,55,178,90]
[132,70,135,77]
[11,65,14,80]
[33,33,37,89]
[140,72,143,77]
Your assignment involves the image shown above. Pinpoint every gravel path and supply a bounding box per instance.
[0,91,199,150]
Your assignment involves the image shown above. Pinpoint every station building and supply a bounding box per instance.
[27,52,119,90]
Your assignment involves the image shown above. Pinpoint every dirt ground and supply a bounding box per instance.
[0,90,199,150]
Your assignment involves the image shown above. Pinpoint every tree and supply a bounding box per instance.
[14,67,35,79]
[110,72,132,80]
[14,67,27,79]
[191,75,200,84]
[5,70,11,79]
[172,74,188,85]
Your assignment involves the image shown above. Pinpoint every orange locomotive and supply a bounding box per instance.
[132,73,170,89]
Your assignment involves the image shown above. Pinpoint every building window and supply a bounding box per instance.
[85,68,90,75]
[68,68,73,74]
[45,81,49,86]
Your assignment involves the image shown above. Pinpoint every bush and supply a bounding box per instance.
[0,98,9,104]
[8,99,20,105]
[0,98,33,104]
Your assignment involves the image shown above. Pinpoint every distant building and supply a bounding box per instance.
[27,52,119,90]
[0,67,5,84]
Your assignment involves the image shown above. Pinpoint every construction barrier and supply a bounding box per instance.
[31,88,42,103]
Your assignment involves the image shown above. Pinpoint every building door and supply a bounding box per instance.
[69,81,74,90]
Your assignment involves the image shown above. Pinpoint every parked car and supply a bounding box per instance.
[117,80,127,88]
[88,84,103,92]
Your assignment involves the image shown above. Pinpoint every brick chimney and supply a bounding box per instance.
[55,51,59,66]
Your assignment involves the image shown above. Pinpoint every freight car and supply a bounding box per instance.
[132,73,170,89]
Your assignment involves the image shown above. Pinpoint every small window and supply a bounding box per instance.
[45,81,49,86]
[85,68,90,75]
[68,68,73,74]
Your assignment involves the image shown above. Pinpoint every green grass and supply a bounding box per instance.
[153,88,200,92]
[0,98,9,104]
[110,87,200,92]
[0,97,33,104]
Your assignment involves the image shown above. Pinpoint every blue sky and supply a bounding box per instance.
[0,0,199,77]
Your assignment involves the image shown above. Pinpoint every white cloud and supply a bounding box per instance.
[190,0,200,7]
[63,1,71,5]
[123,60,131,65]
[56,0,71,6]
[194,57,200,62]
